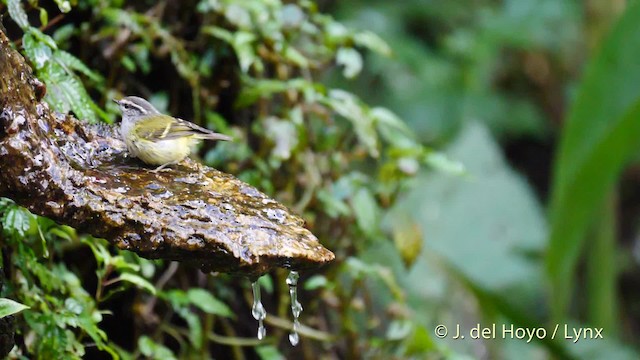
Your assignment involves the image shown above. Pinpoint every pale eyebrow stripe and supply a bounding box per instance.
[126,101,147,114]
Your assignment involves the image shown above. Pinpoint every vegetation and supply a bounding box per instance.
[0,0,639,359]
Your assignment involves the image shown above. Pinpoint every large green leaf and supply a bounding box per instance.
[397,122,547,298]
[0,298,29,318]
[380,123,550,357]
[547,3,640,320]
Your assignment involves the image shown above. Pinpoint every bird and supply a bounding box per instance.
[114,96,232,172]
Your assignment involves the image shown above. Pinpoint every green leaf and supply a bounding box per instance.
[55,50,104,83]
[22,32,53,69]
[223,3,251,28]
[316,188,351,218]
[385,319,412,340]
[138,336,177,360]
[64,298,84,315]
[1,205,34,238]
[29,28,58,49]
[102,8,144,34]
[0,298,30,318]
[77,314,112,353]
[203,27,258,73]
[284,46,309,68]
[344,257,404,299]
[351,187,380,238]
[175,308,203,349]
[120,55,136,72]
[131,44,151,74]
[48,227,73,241]
[161,289,190,308]
[264,117,298,160]
[236,78,310,108]
[255,345,285,360]
[42,61,97,122]
[324,89,379,157]
[279,3,305,28]
[371,107,416,148]
[353,30,391,56]
[547,2,640,321]
[303,275,328,290]
[52,24,75,44]
[423,152,465,175]
[378,122,567,355]
[336,47,363,79]
[39,8,48,26]
[395,122,547,310]
[404,325,436,355]
[83,238,112,267]
[196,0,220,13]
[186,288,233,317]
[0,198,13,211]
[7,0,29,30]
[258,274,274,294]
[110,256,141,272]
[54,0,72,13]
[118,273,156,295]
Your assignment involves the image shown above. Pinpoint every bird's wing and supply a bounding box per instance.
[133,115,230,142]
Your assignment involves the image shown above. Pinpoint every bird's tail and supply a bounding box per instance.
[197,132,233,141]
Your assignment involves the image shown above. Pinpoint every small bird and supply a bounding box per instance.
[114,96,232,172]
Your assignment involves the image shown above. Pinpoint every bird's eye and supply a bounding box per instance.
[123,103,130,109]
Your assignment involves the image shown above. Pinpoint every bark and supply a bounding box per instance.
[0,29,334,277]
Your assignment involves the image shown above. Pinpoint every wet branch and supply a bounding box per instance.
[0,29,334,277]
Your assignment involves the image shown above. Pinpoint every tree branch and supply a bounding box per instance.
[0,29,334,277]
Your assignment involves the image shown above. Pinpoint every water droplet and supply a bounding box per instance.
[288,324,300,346]
[287,270,303,346]
[257,323,266,340]
[286,270,299,286]
[251,280,267,340]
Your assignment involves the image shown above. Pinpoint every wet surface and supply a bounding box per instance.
[0,29,334,276]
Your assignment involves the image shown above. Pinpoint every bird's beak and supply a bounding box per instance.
[112,99,121,105]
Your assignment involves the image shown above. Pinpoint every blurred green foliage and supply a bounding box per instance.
[0,0,451,358]
[1,0,640,359]
[331,0,640,359]
[547,2,640,328]
[330,0,581,144]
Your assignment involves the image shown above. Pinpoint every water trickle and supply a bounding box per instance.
[251,280,267,340]
[286,270,303,346]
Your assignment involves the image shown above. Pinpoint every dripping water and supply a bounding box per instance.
[286,270,302,346]
[251,280,267,340]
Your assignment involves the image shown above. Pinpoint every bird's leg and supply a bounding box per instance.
[151,160,180,173]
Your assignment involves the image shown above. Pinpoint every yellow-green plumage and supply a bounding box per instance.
[126,120,195,165]
[115,96,231,171]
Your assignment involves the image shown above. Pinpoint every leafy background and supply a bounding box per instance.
[1,0,640,359]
